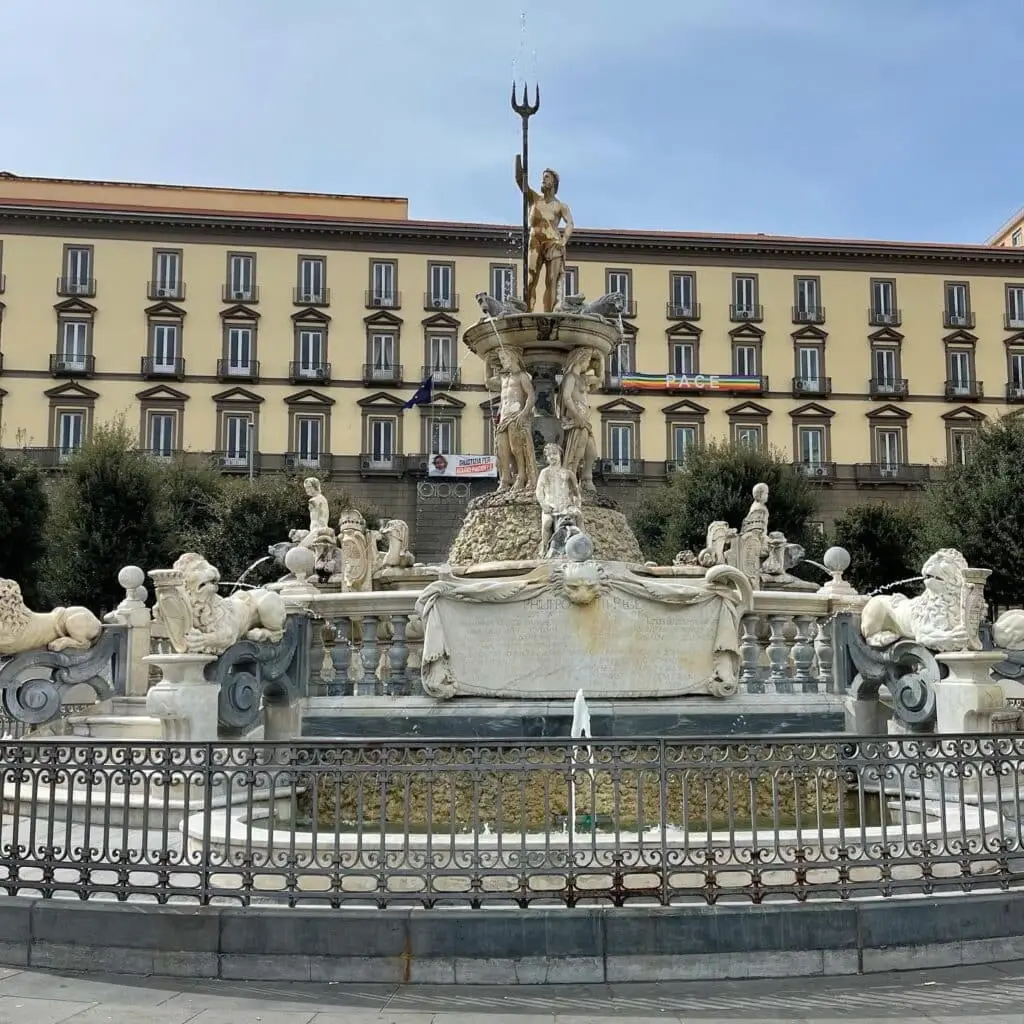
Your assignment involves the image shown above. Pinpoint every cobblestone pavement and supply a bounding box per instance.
[0,961,1022,1023]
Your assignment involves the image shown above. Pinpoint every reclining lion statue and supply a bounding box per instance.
[0,578,102,656]
[153,553,287,656]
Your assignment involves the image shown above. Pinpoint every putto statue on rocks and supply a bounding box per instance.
[0,578,102,656]
[535,444,582,558]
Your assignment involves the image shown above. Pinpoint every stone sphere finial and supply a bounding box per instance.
[284,546,316,581]
[565,532,595,562]
[823,547,851,574]
[118,565,145,591]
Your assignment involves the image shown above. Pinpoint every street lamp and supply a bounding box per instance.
[247,421,255,483]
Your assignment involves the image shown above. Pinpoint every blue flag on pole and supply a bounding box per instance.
[402,375,433,409]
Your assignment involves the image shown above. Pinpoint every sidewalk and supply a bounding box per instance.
[0,961,1021,1023]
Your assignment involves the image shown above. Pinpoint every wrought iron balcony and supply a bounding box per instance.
[20,446,73,469]
[597,457,640,479]
[293,287,330,306]
[147,281,186,301]
[1006,382,1024,403]
[944,379,983,400]
[57,276,96,298]
[222,284,260,303]
[943,311,976,330]
[141,356,185,379]
[362,363,403,385]
[666,301,700,320]
[1005,314,1024,331]
[869,377,908,399]
[868,308,901,327]
[289,361,331,384]
[791,376,832,397]
[423,292,459,312]
[49,353,95,377]
[792,306,825,324]
[359,453,406,476]
[285,451,327,472]
[215,451,262,474]
[421,366,461,387]
[793,461,837,481]
[854,463,930,485]
[729,304,763,322]
[366,290,401,310]
[216,359,260,382]
[141,447,182,461]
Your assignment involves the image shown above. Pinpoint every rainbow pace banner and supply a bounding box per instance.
[619,373,763,392]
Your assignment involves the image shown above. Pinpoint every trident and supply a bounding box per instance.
[511,81,540,302]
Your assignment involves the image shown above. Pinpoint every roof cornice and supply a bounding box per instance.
[4,201,1024,266]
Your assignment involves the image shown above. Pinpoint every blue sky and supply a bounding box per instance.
[0,0,1019,242]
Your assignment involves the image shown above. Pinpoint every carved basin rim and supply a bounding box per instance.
[462,312,621,363]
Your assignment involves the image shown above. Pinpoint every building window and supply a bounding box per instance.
[563,266,579,297]
[369,260,398,308]
[296,257,327,304]
[490,264,516,301]
[946,348,974,394]
[670,341,695,376]
[944,282,971,327]
[608,341,632,385]
[875,428,902,468]
[150,324,180,373]
[295,415,323,467]
[58,321,89,369]
[795,345,824,392]
[733,344,758,377]
[226,326,254,376]
[60,245,94,296]
[669,273,696,318]
[371,333,397,380]
[296,330,325,377]
[606,270,632,311]
[794,277,822,322]
[429,417,455,455]
[148,412,176,458]
[731,275,759,320]
[368,417,396,467]
[735,425,763,449]
[427,263,455,309]
[427,333,456,383]
[1009,351,1024,396]
[1006,286,1024,329]
[226,253,256,302]
[607,422,634,472]
[797,425,825,465]
[1013,229,1022,247]
[223,413,252,466]
[870,279,898,324]
[871,346,901,393]
[57,410,85,459]
[151,250,183,300]
[949,428,976,466]
[482,399,499,455]
[671,424,697,464]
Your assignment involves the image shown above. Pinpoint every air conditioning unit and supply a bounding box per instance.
[232,290,249,300]
[360,458,372,470]
[432,298,446,309]
[418,460,428,474]
[810,465,828,477]
[948,314,967,326]
[1011,387,1024,399]
[599,460,613,474]
[373,296,387,307]
[284,455,297,470]
[880,466,900,479]
[794,379,808,392]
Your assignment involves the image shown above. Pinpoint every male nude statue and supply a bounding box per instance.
[558,346,600,493]
[514,155,574,313]
[489,346,538,494]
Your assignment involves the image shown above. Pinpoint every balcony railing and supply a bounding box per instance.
[288,361,332,384]
[293,287,330,306]
[421,365,461,387]
[943,311,976,330]
[222,284,260,304]
[141,448,182,461]
[793,461,837,481]
[57,276,96,298]
[0,273,5,294]
[285,451,327,472]
[869,377,908,399]
[49,353,95,376]
[868,308,901,327]
[20,446,76,469]
[147,281,186,301]
[215,451,262,474]
[791,376,831,396]
[366,290,401,310]
[216,359,260,382]
[1005,314,1024,331]
[666,301,700,320]
[359,453,406,475]
[423,292,459,312]
[854,463,930,485]
[729,304,763,322]
[597,457,640,478]
[141,356,185,379]
[1006,382,1024,403]
[363,363,403,385]
[944,379,983,400]
[792,306,825,324]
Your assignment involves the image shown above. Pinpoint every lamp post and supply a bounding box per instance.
[247,421,255,483]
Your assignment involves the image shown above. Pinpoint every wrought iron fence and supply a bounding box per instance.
[2,735,1021,908]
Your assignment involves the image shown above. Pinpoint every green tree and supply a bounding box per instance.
[923,415,1024,609]
[830,501,926,596]
[39,420,164,614]
[632,442,819,565]
[153,457,224,564]
[0,452,49,607]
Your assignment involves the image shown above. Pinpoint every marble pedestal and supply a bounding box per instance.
[144,653,218,742]
[933,651,1011,733]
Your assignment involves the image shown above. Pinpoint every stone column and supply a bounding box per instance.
[143,654,218,742]
[102,565,153,697]
[933,651,1009,733]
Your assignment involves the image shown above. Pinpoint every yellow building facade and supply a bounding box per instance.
[2,173,1024,558]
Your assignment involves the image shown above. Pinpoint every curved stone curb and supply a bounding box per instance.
[1,892,1022,984]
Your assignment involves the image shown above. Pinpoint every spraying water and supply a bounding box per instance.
[228,555,272,594]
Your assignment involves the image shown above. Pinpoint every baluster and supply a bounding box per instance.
[389,614,410,696]
[358,615,380,697]
[766,615,792,693]
[739,614,763,693]
[792,615,817,692]
[329,617,353,696]
[406,614,425,696]
[815,617,836,693]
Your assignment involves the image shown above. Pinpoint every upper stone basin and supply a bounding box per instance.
[462,311,621,367]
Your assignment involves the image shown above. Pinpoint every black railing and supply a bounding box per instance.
[56,276,96,297]
[359,453,406,474]
[288,361,332,383]
[869,377,909,398]
[141,356,185,379]
[0,273,5,294]
[1005,313,1024,331]
[216,359,260,382]
[366,290,401,309]
[423,292,459,312]
[854,463,931,485]
[420,365,461,387]
[598,458,640,478]
[147,281,186,301]
[285,451,327,471]
[293,287,330,306]
[362,363,403,384]
[943,311,976,330]
[792,305,825,324]
[793,461,837,480]
[1,735,1021,907]
[222,284,260,303]
[791,376,832,396]
[1006,382,1024,403]
[868,308,901,326]
[729,304,763,322]
[666,301,700,320]
[944,379,984,400]
[214,450,262,473]
[49,353,95,376]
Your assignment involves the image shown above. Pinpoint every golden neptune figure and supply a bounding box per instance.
[514,155,574,313]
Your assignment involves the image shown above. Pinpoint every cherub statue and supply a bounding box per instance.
[535,444,582,558]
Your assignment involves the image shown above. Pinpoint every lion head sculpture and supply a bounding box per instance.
[0,579,32,640]
[918,548,968,629]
